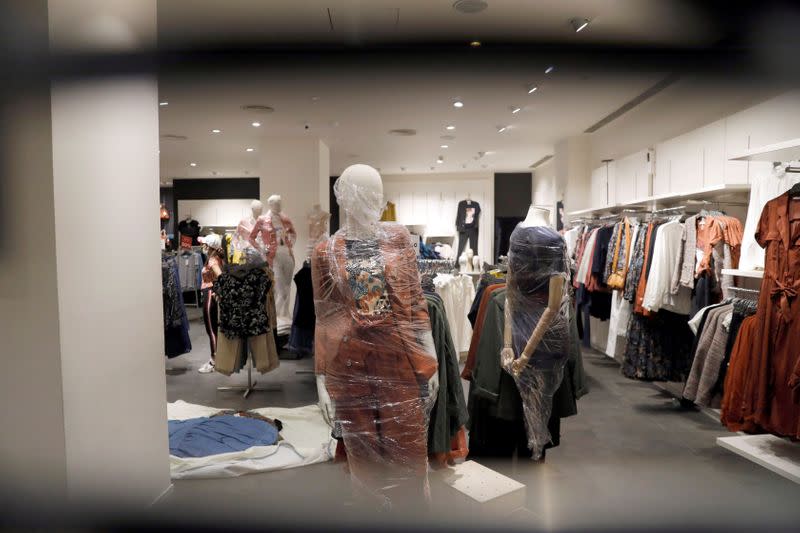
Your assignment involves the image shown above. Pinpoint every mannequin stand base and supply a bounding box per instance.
[217,360,282,399]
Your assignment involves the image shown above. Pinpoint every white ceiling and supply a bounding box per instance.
[157,0,716,48]
[156,0,719,180]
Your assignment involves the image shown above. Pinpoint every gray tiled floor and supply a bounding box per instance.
[161,315,800,530]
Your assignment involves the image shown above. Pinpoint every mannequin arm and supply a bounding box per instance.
[501,276,563,377]
[248,218,263,250]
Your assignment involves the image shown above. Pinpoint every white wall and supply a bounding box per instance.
[178,198,256,227]
[569,89,800,213]
[0,76,68,502]
[532,159,557,227]
[382,171,494,262]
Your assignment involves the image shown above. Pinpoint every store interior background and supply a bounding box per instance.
[3,0,800,529]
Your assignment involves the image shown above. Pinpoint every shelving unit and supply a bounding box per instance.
[729,138,800,162]
[567,183,751,218]
[721,268,764,279]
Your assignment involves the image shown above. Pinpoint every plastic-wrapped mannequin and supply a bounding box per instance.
[312,164,439,509]
[251,195,296,326]
[307,204,331,259]
[500,205,570,459]
[233,200,263,264]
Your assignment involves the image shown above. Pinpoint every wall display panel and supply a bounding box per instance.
[178,199,256,228]
[383,174,493,263]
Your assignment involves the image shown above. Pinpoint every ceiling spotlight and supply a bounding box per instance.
[470,40,482,48]
[159,101,169,106]
[311,96,320,102]
[453,100,464,108]
[437,156,444,164]
[189,162,197,167]
[571,18,590,33]
[446,125,456,130]
[528,86,538,94]
[511,106,521,114]
[246,147,255,152]
[497,126,508,133]
[545,65,555,74]
[251,122,261,127]
[211,129,221,134]
[441,144,449,149]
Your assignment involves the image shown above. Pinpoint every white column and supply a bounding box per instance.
[0,0,170,508]
[555,135,592,213]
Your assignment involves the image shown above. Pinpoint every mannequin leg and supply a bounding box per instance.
[468,228,478,256]
[201,289,217,359]
[456,231,468,259]
[273,246,295,323]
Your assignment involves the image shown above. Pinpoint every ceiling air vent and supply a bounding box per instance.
[160,134,188,141]
[453,0,488,14]
[241,105,275,113]
[388,129,417,136]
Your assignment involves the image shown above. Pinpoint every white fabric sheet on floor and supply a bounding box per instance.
[168,400,335,479]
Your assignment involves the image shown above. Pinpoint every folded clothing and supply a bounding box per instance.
[169,414,281,458]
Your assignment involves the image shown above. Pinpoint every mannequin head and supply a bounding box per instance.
[267,195,282,214]
[251,200,264,219]
[334,164,384,232]
[521,205,551,228]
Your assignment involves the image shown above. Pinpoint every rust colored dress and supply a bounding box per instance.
[723,193,800,438]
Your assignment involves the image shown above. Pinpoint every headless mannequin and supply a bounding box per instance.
[307,203,331,259]
[235,200,263,255]
[501,206,563,377]
[265,195,295,325]
[316,165,439,427]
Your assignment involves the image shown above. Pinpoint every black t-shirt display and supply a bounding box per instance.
[178,219,201,245]
[456,199,481,231]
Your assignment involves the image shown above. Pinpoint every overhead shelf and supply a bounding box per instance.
[567,183,751,218]
[721,268,764,279]
[729,138,800,162]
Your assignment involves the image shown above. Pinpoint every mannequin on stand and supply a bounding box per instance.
[234,200,263,264]
[306,203,331,259]
[499,204,570,460]
[251,195,296,330]
[312,163,439,509]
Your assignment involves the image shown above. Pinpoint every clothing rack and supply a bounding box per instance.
[418,259,457,276]
[729,286,760,300]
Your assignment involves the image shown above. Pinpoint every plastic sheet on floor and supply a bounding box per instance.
[168,400,336,479]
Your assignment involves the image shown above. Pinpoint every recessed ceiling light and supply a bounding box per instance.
[570,18,590,33]
[311,96,320,101]
[246,147,255,152]
[511,106,521,114]
[251,122,261,127]
[470,40,482,48]
[446,125,456,130]
[497,126,507,133]
[189,162,197,167]
[545,65,555,74]
[441,144,449,149]
[211,129,221,133]
[453,0,488,14]
[528,86,538,94]
[453,100,464,108]
[437,156,444,164]
[159,101,168,106]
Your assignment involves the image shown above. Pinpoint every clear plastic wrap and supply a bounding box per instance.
[500,224,570,459]
[312,173,438,509]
